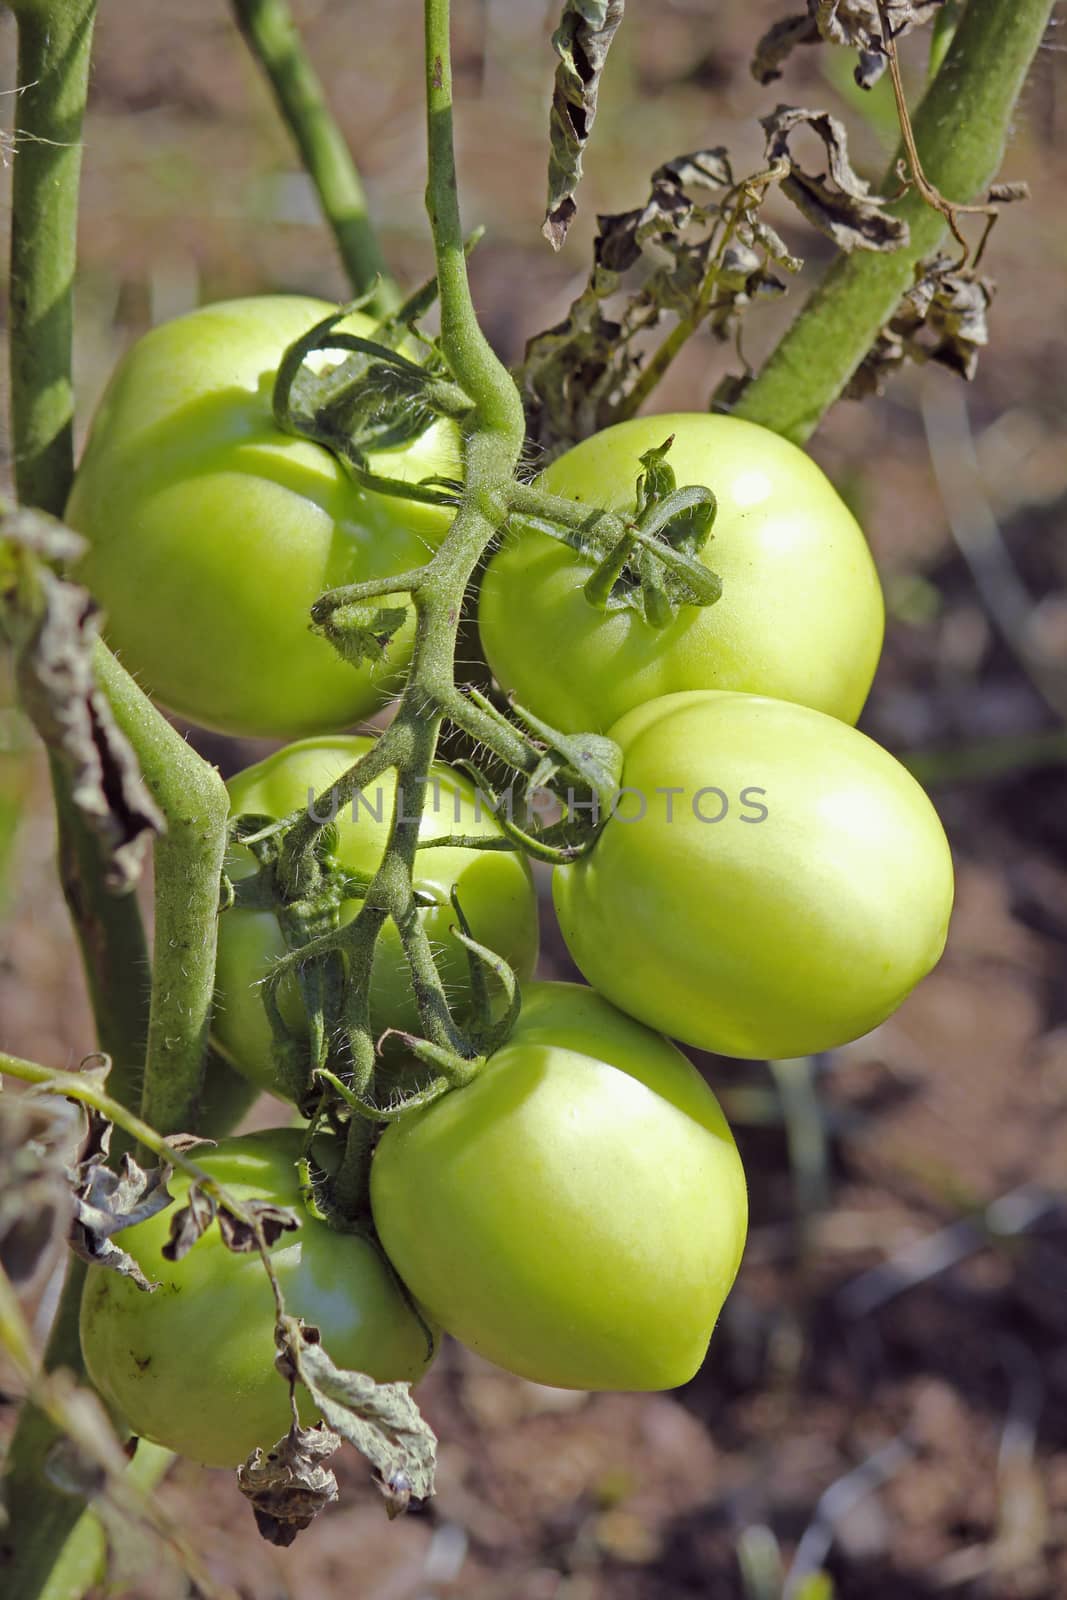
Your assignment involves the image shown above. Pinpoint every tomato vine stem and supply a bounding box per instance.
[733,0,1056,443]
[231,0,400,313]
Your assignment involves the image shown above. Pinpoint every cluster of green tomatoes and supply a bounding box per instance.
[69,297,953,1471]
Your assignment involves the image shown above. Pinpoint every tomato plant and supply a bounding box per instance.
[479,414,884,734]
[213,736,539,1095]
[370,981,748,1391]
[553,690,955,1059]
[79,1130,438,1469]
[3,0,1046,1577]
[65,296,460,738]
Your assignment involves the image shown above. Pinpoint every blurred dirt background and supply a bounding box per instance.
[2,1,1067,1596]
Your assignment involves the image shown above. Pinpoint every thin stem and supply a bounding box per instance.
[231,0,400,312]
[1,1052,211,1172]
[424,0,525,441]
[733,0,1055,443]
[437,685,542,773]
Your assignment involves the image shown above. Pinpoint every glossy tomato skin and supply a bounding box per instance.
[370,981,748,1391]
[66,296,460,738]
[79,1130,437,1468]
[553,691,954,1059]
[479,414,884,733]
[212,736,539,1095]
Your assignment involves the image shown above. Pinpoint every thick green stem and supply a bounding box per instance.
[48,753,150,1123]
[94,645,229,1139]
[232,0,399,312]
[8,0,95,510]
[734,0,1055,442]
[1,7,156,1592]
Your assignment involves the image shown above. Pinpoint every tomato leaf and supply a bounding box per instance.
[847,250,997,396]
[69,1104,177,1291]
[237,1423,341,1546]
[216,1201,300,1254]
[0,505,164,892]
[279,1315,437,1512]
[543,0,626,250]
[752,1,946,88]
[761,105,910,253]
[520,147,801,454]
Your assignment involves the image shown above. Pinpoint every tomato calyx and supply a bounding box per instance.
[271,293,471,510]
[505,436,722,630]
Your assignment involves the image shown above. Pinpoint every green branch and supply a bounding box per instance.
[734,0,1055,443]
[0,6,151,1590]
[93,646,229,1139]
[232,0,400,312]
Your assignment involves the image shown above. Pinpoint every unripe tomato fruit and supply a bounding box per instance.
[370,982,748,1391]
[213,736,539,1096]
[79,1131,437,1468]
[552,691,954,1059]
[478,414,884,733]
[66,296,460,738]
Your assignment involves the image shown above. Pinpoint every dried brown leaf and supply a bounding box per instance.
[544,1,626,249]
[762,105,909,252]
[238,1423,341,1546]
[1,505,163,892]
[752,1,946,86]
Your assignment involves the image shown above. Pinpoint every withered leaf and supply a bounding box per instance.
[68,1108,176,1290]
[238,1424,340,1546]
[543,1,626,250]
[520,147,800,455]
[847,251,995,397]
[278,1316,436,1511]
[752,1,946,87]
[160,1183,218,1263]
[217,1200,300,1254]
[1,506,163,892]
[762,105,909,252]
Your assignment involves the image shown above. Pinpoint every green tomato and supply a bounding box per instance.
[370,981,748,1391]
[552,691,954,1059]
[79,1130,437,1468]
[66,296,460,738]
[478,414,884,733]
[213,736,539,1096]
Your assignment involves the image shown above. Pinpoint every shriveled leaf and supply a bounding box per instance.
[238,1423,340,1546]
[216,1200,299,1254]
[752,1,946,87]
[160,1184,218,1263]
[69,1108,176,1290]
[278,1316,436,1510]
[1,506,163,892]
[762,105,909,252]
[519,147,800,454]
[543,1,626,249]
[847,251,995,396]
[0,1092,83,1284]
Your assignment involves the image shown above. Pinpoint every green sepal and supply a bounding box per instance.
[313,602,410,668]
